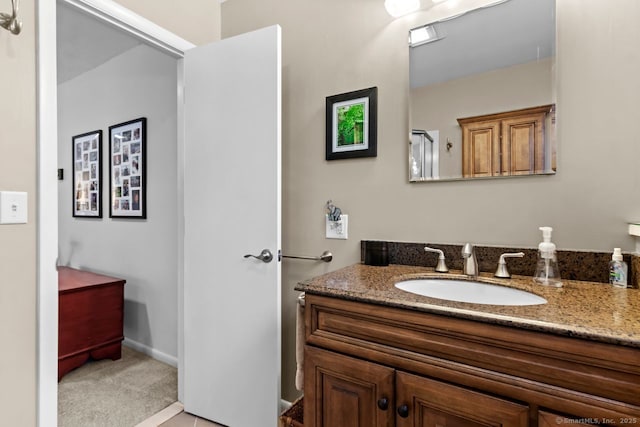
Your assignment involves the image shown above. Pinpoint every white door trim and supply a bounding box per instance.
[61,0,194,57]
[36,1,194,425]
[36,0,59,424]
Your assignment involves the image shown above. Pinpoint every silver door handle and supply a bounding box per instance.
[243,249,273,263]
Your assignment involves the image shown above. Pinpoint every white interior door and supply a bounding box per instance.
[183,25,281,426]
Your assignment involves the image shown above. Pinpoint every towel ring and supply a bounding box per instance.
[0,0,22,35]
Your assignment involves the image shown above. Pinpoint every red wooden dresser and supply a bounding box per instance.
[58,267,126,381]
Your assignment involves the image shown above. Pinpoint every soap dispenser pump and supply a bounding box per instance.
[533,226,563,287]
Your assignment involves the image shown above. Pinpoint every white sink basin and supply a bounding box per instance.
[395,279,547,306]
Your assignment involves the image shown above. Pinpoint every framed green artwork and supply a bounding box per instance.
[326,87,377,160]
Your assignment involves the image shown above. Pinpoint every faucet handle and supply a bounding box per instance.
[424,247,448,273]
[494,252,525,278]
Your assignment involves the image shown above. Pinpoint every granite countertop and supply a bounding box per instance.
[295,263,640,348]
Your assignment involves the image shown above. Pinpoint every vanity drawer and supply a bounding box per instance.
[305,294,640,411]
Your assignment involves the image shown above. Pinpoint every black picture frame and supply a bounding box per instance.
[109,117,147,219]
[326,86,377,160]
[72,130,103,218]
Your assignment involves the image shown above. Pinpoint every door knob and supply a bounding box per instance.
[397,404,409,418]
[243,249,273,263]
[377,397,389,410]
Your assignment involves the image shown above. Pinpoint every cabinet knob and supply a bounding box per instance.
[377,397,389,410]
[397,404,409,418]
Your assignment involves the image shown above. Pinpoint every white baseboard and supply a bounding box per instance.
[123,337,178,367]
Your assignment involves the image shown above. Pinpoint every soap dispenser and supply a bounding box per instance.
[533,226,563,287]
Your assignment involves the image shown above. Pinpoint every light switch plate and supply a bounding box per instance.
[0,191,28,224]
[326,214,348,239]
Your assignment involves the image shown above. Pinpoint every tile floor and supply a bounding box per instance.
[159,411,224,427]
[140,400,290,426]
[135,402,225,427]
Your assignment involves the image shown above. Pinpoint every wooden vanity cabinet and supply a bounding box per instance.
[459,105,554,178]
[303,294,640,426]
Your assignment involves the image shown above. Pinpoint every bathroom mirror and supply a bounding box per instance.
[409,0,556,182]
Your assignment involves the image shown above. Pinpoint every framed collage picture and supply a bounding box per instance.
[72,130,102,217]
[109,117,146,219]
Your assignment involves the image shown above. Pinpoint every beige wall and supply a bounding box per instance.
[0,0,37,424]
[221,0,640,401]
[114,0,221,45]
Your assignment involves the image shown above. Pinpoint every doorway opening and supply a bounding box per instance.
[46,0,191,424]
[41,2,282,425]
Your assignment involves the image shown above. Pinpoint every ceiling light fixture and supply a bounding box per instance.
[409,24,441,47]
[384,0,420,18]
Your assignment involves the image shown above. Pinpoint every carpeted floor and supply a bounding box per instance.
[58,346,178,427]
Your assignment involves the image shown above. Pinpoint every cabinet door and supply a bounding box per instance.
[396,371,529,427]
[461,120,500,177]
[304,346,395,427]
[501,112,545,175]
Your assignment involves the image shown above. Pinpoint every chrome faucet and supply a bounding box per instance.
[494,252,525,278]
[461,243,478,277]
[424,247,448,273]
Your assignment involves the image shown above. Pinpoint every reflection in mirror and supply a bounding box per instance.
[409,0,556,182]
